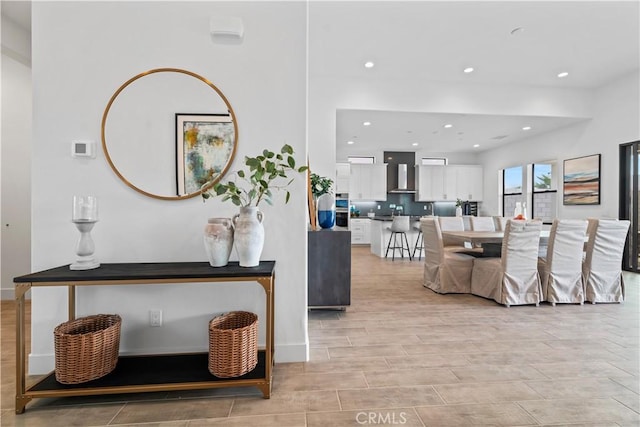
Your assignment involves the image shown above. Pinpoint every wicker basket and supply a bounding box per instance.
[54,314,121,384]
[208,311,258,378]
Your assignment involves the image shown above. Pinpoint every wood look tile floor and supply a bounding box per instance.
[1,246,639,426]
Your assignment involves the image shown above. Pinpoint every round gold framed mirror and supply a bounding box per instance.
[101,68,238,200]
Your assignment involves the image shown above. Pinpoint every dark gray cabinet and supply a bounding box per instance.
[308,230,351,308]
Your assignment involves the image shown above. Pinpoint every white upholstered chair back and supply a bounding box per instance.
[501,220,542,281]
[583,219,630,303]
[470,219,542,306]
[438,216,464,247]
[470,216,496,231]
[493,216,509,232]
[541,219,588,304]
[421,217,445,263]
[462,215,472,231]
[421,217,474,294]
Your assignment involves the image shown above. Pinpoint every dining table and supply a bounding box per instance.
[441,230,552,257]
[440,230,551,246]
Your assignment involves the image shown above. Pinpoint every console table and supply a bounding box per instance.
[13,261,275,414]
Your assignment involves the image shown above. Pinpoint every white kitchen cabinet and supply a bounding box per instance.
[349,164,387,201]
[335,163,351,194]
[415,165,483,201]
[350,218,371,244]
[454,165,483,201]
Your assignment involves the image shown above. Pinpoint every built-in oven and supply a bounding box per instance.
[336,210,349,227]
[335,194,349,228]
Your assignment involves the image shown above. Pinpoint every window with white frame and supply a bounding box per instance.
[348,156,375,164]
[421,157,447,165]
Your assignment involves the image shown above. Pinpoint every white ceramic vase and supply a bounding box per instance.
[204,218,234,267]
[232,207,265,267]
[455,206,463,217]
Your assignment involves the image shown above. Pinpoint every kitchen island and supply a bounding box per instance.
[369,216,427,258]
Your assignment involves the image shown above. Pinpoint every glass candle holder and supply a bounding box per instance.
[70,195,100,270]
[72,195,98,222]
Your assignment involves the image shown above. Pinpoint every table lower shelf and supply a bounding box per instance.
[22,351,270,404]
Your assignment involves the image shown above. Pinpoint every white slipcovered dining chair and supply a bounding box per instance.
[470,216,496,232]
[421,217,474,294]
[582,218,630,303]
[462,215,473,231]
[538,219,588,306]
[471,219,542,307]
[437,216,468,252]
[493,216,509,232]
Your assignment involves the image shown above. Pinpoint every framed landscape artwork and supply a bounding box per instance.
[176,113,235,196]
[563,154,601,205]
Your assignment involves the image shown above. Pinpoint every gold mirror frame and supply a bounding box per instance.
[101,68,238,200]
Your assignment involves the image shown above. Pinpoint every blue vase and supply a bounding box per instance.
[317,193,336,229]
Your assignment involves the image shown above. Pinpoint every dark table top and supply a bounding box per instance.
[14,261,276,283]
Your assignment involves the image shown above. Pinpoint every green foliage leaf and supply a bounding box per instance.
[201,143,305,208]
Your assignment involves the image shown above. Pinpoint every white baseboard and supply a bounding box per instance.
[275,342,309,363]
[28,342,309,375]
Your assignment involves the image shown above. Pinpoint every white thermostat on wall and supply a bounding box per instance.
[71,140,96,158]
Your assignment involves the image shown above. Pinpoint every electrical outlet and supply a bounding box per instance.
[424,205,427,210]
[377,205,381,209]
[149,309,162,327]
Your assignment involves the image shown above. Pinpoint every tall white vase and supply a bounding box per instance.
[232,207,265,267]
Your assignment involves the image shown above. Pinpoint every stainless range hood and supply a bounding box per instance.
[389,164,416,193]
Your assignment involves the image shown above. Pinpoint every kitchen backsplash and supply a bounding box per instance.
[350,194,461,217]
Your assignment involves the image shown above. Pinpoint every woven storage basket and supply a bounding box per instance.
[208,311,258,378]
[54,314,121,384]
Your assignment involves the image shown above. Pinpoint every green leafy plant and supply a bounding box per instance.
[310,173,333,198]
[201,144,308,207]
[455,198,464,207]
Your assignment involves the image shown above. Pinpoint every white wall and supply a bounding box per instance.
[478,70,640,218]
[1,13,32,300]
[30,1,308,373]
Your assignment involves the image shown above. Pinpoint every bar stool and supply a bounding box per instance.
[412,225,424,260]
[385,216,412,261]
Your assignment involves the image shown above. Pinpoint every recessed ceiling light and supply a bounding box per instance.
[557,71,569,78]
[510,27,524,35]
[443,124,453,128]
[412,142,419,146]
[347,140,355,145]
[364,61,375,68]
[473,144,480,148]
[522,126,532,131]
[363,121,371,126]
[463,67,474,73]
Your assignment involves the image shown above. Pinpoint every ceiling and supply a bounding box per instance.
[3,1,639,158]
[309,1,640,158]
